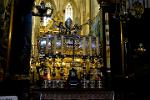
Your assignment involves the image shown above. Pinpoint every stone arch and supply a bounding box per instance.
[62,0,81,24]
[65,3,73,21]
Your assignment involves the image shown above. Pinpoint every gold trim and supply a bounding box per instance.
[120,20,125,75]
[6,0,14,77]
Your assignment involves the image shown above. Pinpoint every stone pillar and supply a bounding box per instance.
[0,0,4,54]
[9,0,34,79]
[97,1,112,88]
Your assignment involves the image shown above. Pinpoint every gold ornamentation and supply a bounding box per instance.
[133,1,144,18]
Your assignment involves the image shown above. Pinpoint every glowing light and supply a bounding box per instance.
[75,58,81,62]
[33,7,38,14]
[41,40,46,46]
[56,51,59,54]
[62,62,65,66]
[65,3,73,21]
[43,17,51,26]
[47,9,52,15]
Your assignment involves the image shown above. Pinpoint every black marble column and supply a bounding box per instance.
[9,0,34,77]
[99,1,113,89]
[0,0,4,55]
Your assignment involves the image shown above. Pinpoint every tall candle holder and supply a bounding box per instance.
[81,55,89,88]
[45,36,49,54]
[72,36,75,68]
[89,57,95,88]
[59,66,65,88]
[51,55,56,88]
[51,66,56,80]
[82,36,86,55]
[60,56,65,80]
[61,35,64,55]
[42,80,48,88]
[89,36,92,56]
[53,35,57,55]
[96,63,103,88]
[71,34,80,68]
[96,37,99,56]
[42,63,49,89]
[51,67,56,88]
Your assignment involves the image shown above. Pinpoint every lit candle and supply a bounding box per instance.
[96,37,99,55]
[89,36,92,56]
[61,35,64,55]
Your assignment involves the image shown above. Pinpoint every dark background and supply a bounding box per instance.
[109,4,150,99]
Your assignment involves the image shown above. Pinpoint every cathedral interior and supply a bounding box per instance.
[0,0,150,100]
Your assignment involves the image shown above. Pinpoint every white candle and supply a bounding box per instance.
[89,36,92,56]
[61,35,64,55]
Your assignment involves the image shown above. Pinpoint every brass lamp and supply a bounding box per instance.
[32,1,53,17]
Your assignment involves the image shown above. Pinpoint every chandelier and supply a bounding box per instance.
[117,0,144,20]
[32,1,53,17]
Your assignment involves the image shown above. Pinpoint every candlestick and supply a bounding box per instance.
[82,37,86,55]
[97,68,102,88]
[45,36,49,54]
[89,36,92,56]
[61,35,64,55]
[43,80,48,88]
[83,58,86,76]
[96,37,99,56]
[53,35,57,55]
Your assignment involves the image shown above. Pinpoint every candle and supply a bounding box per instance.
[61,35,64,55]
[89,36,92,56]
[96,37,99,56]
[82,36,86,55]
